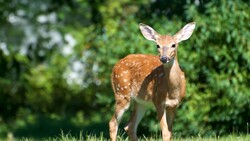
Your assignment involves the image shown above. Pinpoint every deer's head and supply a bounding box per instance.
[139,22,196,64]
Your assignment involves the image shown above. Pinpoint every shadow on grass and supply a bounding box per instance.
[13,114,110,139]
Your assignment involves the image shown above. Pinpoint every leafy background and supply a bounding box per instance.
[0,0,249,139]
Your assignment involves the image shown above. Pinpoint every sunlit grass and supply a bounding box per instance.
[16,131,250,141]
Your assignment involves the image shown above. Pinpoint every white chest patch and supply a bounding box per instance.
[164,99,180,107]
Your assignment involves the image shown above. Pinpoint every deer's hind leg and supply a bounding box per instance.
[109,94,130,141]
[124,102,147,141]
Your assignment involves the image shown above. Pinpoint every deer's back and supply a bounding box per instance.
[112,54,162,81]
[111,54,163,97]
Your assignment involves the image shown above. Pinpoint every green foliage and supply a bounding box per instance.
[0,0,249,139]
[173,0,250,136]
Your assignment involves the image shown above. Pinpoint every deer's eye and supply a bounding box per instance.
[171,44,176,48]
[157,45,160,48]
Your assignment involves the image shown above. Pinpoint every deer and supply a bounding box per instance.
[109,22,196,141]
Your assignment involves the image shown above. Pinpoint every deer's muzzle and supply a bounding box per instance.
[160,56,171,63]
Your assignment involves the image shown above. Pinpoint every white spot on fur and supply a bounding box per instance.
[123,70,129,74]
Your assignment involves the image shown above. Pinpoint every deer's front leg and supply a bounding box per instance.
[156,105,172,141]
[166,107,176,137]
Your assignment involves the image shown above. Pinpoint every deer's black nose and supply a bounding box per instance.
[160,56,170,63]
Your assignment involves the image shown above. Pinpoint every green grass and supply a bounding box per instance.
[15,132,250,141]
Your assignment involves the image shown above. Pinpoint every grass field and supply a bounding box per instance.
[85,135,250,141]
[17,132,250,141]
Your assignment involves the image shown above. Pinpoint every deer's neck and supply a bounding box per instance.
[162,58,181,84]
[163,58,179,72]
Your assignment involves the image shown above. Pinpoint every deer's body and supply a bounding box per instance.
[109,22,195,141]
[112,54,185,107]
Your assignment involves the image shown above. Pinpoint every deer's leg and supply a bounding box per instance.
[109,96,130,141]
[156,105,171,141]
[124,103,146,141]
[166,107,176,136]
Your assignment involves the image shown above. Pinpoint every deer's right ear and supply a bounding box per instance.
[139,23,159,42]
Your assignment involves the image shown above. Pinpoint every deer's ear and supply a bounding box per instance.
[174,22,196,43]
[139,23,159,42]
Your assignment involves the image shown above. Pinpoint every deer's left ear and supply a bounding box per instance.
[174,22,196,43]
